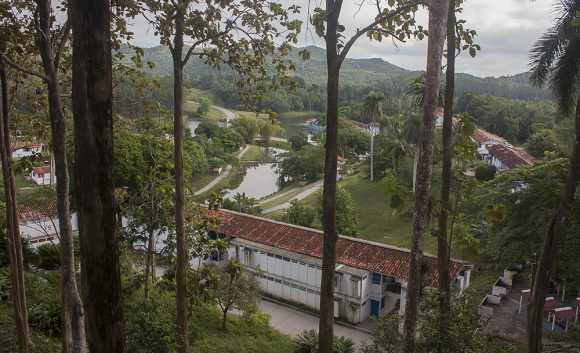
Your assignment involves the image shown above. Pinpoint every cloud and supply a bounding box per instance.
[127,0,555,77]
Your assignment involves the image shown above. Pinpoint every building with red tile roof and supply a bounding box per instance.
[486,144,536,170]
[212,209,471,324]
[10,142,44,159]
[29,165,55,185]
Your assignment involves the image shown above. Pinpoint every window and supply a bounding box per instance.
[267,276,275,282]
[307,289,315,294]
[372,273,382,285]
[275,255,282,260]
[291,284,299,289]
[268,253,275,258]
[334,274,342,292]
[351,278,360,298]
[283,257,290,262]
[299,286,306,291]
[275,279,282,284]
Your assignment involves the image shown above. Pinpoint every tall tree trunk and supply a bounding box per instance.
[370,117,375,182]
[144,228,155,301]
[436,1,455,350]
[527,95,580,353]
[401,0,450,351]
[173,2,189,352]
[70,0,126,351]
[34,1,87,352]
[319,2,343,352]
[0,59,31,353]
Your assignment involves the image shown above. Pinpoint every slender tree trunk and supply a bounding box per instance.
[401,0,450,351]
[319,2,343,352]
[436,1,455,350]
[144,228,155,301]
[527,95,580,353]
[370,118,375,182]
[221,309,228,330]
[0,59,31,353]
[173,3,189,352]
[70,0,126,351]
[34,2,87,352]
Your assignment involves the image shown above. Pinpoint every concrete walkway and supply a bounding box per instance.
[259,299,371,347]
[193,146,249,196]
[262,180,323,214]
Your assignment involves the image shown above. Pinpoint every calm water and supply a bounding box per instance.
[224,147,285,200]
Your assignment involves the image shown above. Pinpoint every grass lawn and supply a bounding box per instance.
[192,174,219,192]
[184,102,226,121]
[298,172,439,253]
[190,305,294,353]
[240,144,261,161]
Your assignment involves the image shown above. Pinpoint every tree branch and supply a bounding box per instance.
[182,26,233,66]
[0,52,48,81]
[54,19,72,72]
[339,2,422,61]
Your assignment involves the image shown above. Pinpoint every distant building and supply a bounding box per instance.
[435,106,445,127]
[11,142,43,159]
[29,165,54,185]
[485,145,536,170]
[18,203,78,247]
[206,210,471,324]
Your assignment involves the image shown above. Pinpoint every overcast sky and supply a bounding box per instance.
[128,0,555,78]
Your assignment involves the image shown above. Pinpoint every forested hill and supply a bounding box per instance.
[136,44,548,101]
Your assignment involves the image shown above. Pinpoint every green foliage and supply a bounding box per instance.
[289,133,309,151]
[525,128,560,158]
[317,185,358,237]
[197,98,211,114]
[125,289,178,353]
[474,163,497,182]
[241,311,271,329]
[293,329,355,353]
[36,244,60,270]
[28,299,61,336]
[277,145,325,185]
[231,115,264,144]
[0,267,11,303]
[283,199,315,228]
[456,93,560,144]
[222,192,262,215]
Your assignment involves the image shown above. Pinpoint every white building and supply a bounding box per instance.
[11,142,43,159]
[18,204,79,248]
[29,166,54,185]
[212,210,471,324]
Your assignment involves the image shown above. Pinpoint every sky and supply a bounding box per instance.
[128,0,555,78]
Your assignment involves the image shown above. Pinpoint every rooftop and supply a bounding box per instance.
[11,142,43,152]
[487,144,536,168]
[215,209,466,287]
[472,128,509,146]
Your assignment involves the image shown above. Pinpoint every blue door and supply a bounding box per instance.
[371,299,380,317]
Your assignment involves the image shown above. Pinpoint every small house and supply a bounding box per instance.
[29,165,54,185]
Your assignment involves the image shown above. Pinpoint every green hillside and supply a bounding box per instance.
[132,44,548,101]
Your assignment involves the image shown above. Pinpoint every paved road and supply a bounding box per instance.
[188,100,236,123]
[260,299,371,347]
[262,180,323,214]
[193,146,249,196]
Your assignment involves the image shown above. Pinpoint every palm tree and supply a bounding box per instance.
[527,1,580,352]
[362,91,385,182]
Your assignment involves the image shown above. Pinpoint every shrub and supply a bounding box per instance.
[241,311,271,329]
[36,244,61,270]
[0,267,11,302]
[28,299,61,336]
[293,329,355,353]
[474,163,497,182]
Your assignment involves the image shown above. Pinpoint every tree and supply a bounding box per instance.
[0,48,31,353]
[362,91,385,182]
[196,98,210,114]
[289,133,309,151]
[401,0,450,351]
[311,2,424,350]
[527,1,580,351]
[283,199,315,228]
[277,144,326,185]
[317,185,358,237]
[525,128,559,158]
[70,0,126,350]
[474,163,496,182]
[209,261,260,331]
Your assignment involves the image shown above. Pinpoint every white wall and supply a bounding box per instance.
[20,213,79,248]
[12,146,42,159]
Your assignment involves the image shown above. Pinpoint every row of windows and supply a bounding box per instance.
[257,274,321,295]
[255,250,321,271]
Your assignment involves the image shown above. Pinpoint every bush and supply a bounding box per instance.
[28,299,61,336]
[0,267,11,303]
[474,163,497,182]
[241,311,271,329]
[36,244,60,270]
[293,329,355,353]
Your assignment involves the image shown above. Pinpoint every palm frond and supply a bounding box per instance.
[550,36,580,115]
[529,28,564,87]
